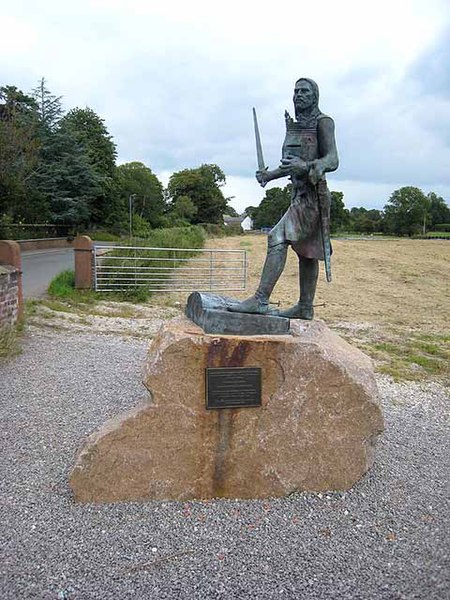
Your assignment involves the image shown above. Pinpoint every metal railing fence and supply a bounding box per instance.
[93,245,247,292]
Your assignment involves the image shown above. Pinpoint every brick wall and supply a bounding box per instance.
[0,265,19,330]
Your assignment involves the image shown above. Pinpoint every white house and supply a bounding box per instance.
[240,215,253,231]
[223,214,253,231]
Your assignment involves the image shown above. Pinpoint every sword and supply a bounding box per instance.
[253,107,267,172]
[315,181,332,283]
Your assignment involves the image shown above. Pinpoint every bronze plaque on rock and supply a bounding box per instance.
[206,367,262,409]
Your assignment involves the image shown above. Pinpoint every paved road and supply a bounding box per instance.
[21,248,74,298]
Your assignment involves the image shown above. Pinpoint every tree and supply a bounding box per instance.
[26,80,103,227]
[59,107,118,225]
[116,162,165,228]
[384,187,429,236]
[330,191,350,232]
[32,78,63,132]
[252,185,291,229]
[427,192,450,228]
[30,127,101,226]
[224,205,239,217]
[244,206,258,219]
[167,164,229,224]
[0,86,40,219]
[172,195,198,221]
[60,107,116,177]
[348,207,384,233]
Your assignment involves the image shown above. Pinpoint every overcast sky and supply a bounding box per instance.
[2,0,450,213]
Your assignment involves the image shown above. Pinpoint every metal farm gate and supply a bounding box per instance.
[93,245,247,293]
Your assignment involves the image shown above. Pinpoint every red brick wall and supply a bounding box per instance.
[0,266,19,329]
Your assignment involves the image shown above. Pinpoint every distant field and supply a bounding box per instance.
[420,231,450,238]
[158,235,450,383]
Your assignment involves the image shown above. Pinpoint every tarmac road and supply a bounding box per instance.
[21,248,74,298]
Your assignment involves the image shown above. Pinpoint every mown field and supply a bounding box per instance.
[157,235,450,383]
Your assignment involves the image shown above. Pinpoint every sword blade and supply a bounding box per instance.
[253,107,266,171]
[316,185,332,283]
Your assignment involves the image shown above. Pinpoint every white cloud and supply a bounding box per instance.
[2,0,450,209]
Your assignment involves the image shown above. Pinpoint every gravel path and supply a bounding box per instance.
[1,329,449,599]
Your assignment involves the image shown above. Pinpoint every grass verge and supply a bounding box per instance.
[353,330,450,383]
[0,326,20,360]
[47,270,150,305]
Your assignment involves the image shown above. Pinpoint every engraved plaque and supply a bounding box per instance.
[206,367,262,409]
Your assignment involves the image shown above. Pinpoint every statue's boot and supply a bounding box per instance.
[274,256,318,320]
[228,243,288,314]
[275,301,314,320]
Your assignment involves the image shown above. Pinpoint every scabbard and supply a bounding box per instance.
[316,180,332,283]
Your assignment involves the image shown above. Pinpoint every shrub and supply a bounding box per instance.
[435,223,450,232]
[99,226,206,294]
[200,223,243,237]
[86,231,121,242]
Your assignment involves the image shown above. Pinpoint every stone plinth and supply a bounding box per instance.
[70,317,384,503]
[185,291,290,335]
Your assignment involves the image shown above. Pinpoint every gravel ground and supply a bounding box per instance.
[1,329,449,600]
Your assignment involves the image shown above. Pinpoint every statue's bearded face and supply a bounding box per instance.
[293,80,315,112]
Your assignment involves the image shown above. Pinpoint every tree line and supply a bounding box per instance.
[0,80,235,237]
[246,185,450,236]
[2,80,449,239]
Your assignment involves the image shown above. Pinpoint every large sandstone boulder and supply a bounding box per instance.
[70,317,384,503]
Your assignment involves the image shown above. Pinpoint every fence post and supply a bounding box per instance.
[74,235,93,289]
[0,240,23,321]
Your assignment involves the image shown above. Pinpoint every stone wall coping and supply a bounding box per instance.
[17,237,71,243]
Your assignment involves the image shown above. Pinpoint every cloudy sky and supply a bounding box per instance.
[2,0,450,212]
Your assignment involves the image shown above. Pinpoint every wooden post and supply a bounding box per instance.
[74,235,93,289]
[0,240,23,320]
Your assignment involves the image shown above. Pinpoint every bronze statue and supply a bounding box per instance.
[229,78,339,320]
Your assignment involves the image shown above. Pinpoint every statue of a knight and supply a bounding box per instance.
[230,77,339,320]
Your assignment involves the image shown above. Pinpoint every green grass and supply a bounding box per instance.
[47,270,150,304]
[361,332,450,382]
[48,270,106,303]
[419,231,450,238]
[0,326,20,360]
[48,270,77,298]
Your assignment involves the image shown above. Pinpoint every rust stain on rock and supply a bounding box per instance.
[212,409,234,497]
[207,338,252,368]
[206,337,252,497]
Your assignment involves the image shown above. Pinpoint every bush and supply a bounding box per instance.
[137,225,205,249]
[435,223,450,232]
[200,223,243,237]
[131,214,152,238]
[100,226,206,294]
[82,230,121,242]
[224,223,243,236]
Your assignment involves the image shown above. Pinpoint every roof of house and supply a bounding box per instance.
[223,215,245,224]
[223,214,253,224]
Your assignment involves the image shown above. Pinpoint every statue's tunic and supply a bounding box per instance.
[269,112,332,260]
